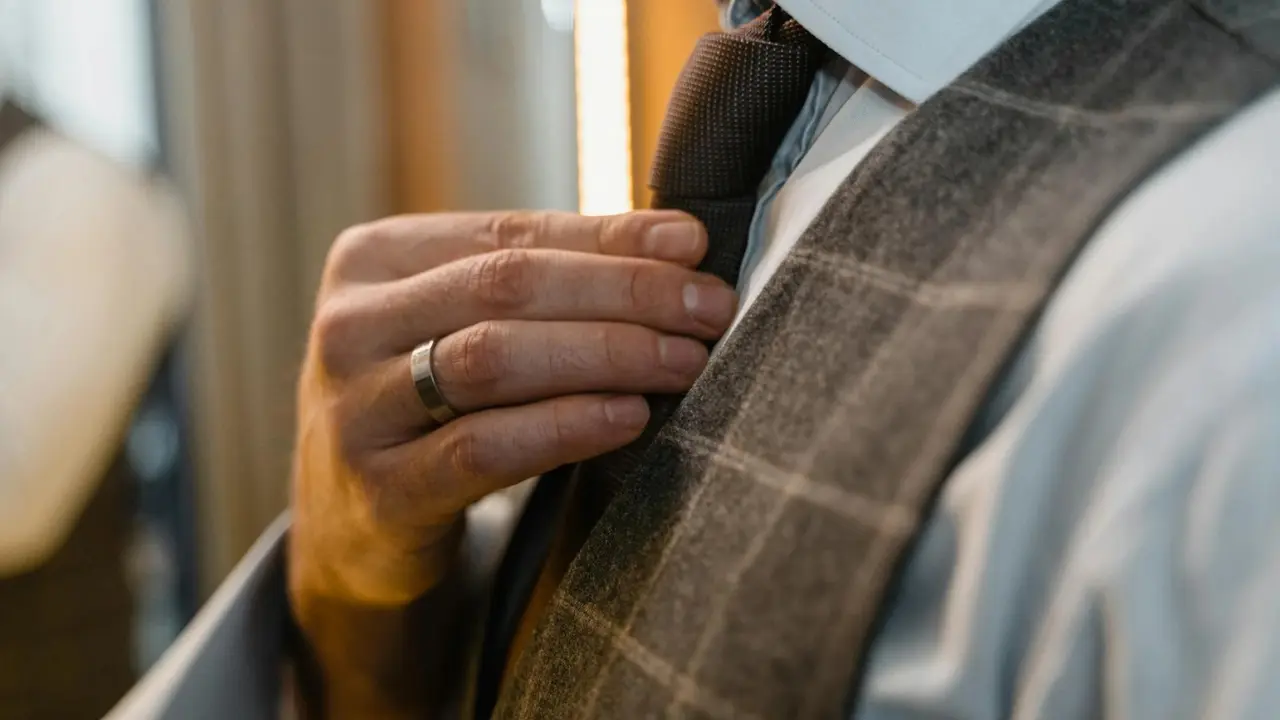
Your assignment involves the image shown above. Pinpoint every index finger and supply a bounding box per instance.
[333,209,708,283]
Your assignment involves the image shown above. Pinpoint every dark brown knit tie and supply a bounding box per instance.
[651,6,826,286]
[474,9,825,717]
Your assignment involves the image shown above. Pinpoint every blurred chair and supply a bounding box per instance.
[0,97,191,719]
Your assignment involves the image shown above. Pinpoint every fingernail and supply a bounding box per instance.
[682,282,738,328]
[645,222,702,261]
[604,396,650,428]
[659,336,708,374]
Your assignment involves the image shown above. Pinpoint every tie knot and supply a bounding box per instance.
[649,6,826,199]
[752,5,816,45]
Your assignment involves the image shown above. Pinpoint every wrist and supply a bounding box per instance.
[286,534,467,719]
[288,431,467,606]
[288,511,466,608]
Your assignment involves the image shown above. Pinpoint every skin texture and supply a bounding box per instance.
[288,209,732,717]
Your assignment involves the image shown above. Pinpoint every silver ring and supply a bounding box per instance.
[410,339,459,425]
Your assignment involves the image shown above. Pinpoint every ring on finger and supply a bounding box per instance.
[410,339,460,426]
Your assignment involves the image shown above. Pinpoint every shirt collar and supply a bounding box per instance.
[748,0,1061,103]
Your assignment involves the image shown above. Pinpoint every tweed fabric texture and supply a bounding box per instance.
[494,1,1280,718]
[1194,0,1280,60]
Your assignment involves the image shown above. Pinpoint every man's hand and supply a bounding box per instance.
[287,210,734,716]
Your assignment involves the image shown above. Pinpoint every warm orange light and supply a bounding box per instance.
[574,0,634,216]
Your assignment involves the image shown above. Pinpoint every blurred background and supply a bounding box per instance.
[0,0,719,716]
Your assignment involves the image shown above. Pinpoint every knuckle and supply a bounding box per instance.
[310,298,363,376]
[468,249,534,309]
[595,214,631,254]
[486,211,545,250]
[450,321,508,387]
[444,429,486,482]
[601,324,645,375]
[330,389,390,466]
[625,263,662,314]
[549,325,604,377]
[325,223,381,280]
[545,400,583,451]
